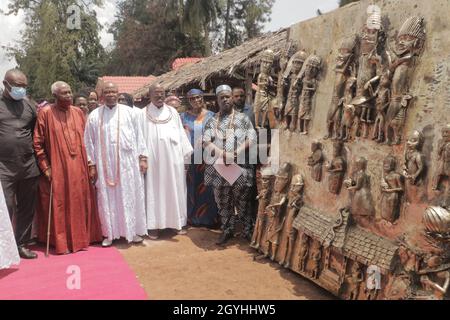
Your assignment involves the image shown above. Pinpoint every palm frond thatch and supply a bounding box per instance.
[133,28,288,96]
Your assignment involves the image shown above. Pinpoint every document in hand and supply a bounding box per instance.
[213,158,243,186]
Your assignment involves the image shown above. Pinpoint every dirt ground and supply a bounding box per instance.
[117,227,335,300]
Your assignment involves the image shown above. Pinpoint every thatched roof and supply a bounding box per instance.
[133,28,289,97]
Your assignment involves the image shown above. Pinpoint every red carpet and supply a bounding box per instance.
[0,246,147,300]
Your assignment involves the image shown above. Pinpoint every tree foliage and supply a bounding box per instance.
[4,0,106,99]
[106,0,205,76]
[107,0,275,76]
[215,0,274,51]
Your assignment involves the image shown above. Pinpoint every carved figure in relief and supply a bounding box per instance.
[251,173,273,250]
[385,16,425,145]
[282,50,308,131]
[369,72,391,143]
[254,49,276,129]
[419,256,450,300]
[432,124,450,191]
[345,262,364,300]
[298,233,310,272]
[309,240,323,279]
[354,5,386,139]
[307,141,324,182]
[338,76,357,141]
[325,37,357,140]
[275,41,297,119]
[344,157,375,222]
[296,54,322,135]
[326,141,346,195]
[402,130,425,186]
[279,174,304,269]
[264,163,291,261]
[380,155,404,223]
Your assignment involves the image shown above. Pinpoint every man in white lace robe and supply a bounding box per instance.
[84,82,148,247]
[138,84,193,239]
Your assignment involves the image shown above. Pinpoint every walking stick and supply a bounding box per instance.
[46,183,53,257]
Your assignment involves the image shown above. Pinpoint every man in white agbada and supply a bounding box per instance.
[0,182,20,269]
[85,82,148,247]
[139,84,193,240]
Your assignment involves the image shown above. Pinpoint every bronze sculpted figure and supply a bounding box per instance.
[296,54,322,135]
[402,130,425,186]
[345,262,364,300]
[325,37,356,140]
[279,174,304,269]
[371,72,391,143]
[354,6,386,139]
[309,240,322,279]
[380,155,404,223]
[282,50,308,132]
[298,233,310,272]
[264,163,292,261]
[423,206,450,240]
[251,172,273,250]
[419,256,450,300]
[326,141,346,195]
[275,41,297,120]
[338,77,357,141]
[345,157,375,223]
[254,49,276,129]
[432,124,450,192]
[385,16,426,145]
[307,141,324,182]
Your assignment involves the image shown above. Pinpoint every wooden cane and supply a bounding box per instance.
[45,183,53,257]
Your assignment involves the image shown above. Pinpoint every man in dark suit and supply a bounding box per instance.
[0,69,40,259]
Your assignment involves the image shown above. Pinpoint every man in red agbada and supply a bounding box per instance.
[33,81,102,254]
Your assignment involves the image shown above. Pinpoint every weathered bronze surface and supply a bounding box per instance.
[251,0,450,300]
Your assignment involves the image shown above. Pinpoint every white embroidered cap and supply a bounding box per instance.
[215,85,232,95]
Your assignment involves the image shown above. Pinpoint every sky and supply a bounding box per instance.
[0,0,340,87]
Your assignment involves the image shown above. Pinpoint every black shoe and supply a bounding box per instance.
[216,232,233,246]
[18,246,38,259]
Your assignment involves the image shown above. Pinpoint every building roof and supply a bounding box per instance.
[97,76,156,95]
[343,227,398,273]
[293,206,335,244]
[133,29,288,97]
[293,205,398,273]
[172,58,204,71]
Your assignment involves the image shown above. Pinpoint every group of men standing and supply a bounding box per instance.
[0,68,258,261]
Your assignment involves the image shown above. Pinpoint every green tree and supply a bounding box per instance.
[107,0,274,76]
[218,0,274,51]
[107,0,205,76]
[3,0,106,99]
[236,0,274,39]
[339,0,360,7]
[183,0,220,56]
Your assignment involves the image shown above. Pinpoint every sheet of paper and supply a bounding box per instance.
[213,158,243,186]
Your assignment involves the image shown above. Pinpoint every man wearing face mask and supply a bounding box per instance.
[0,69,40,259]
[33,81,102,254]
